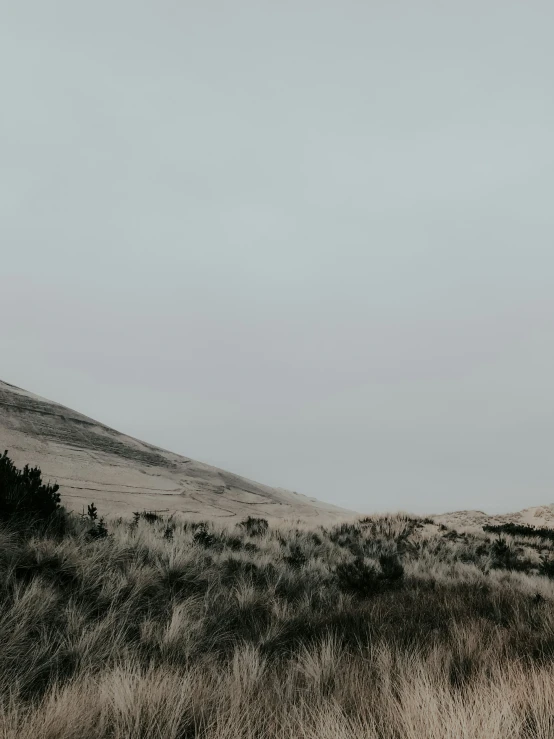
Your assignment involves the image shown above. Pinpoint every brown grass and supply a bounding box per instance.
[1,512,554,737]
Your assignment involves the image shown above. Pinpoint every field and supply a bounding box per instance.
[2,510,554,738]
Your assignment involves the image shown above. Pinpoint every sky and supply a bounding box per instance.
[2,1,554,515]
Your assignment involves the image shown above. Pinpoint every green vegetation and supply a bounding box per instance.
[2,453,554,737]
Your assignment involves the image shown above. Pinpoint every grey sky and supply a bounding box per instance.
[2,1,554,514]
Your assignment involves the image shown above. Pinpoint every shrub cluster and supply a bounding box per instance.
[336,553,404,598]
[0,450,61,523]
[483,521,554,542]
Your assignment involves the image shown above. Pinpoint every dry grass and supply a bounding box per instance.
[1,511,554,737]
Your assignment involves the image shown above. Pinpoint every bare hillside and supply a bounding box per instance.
[0,380,351,522]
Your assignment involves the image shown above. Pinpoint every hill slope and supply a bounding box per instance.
[433,505,554,530]
[0,379,351,522]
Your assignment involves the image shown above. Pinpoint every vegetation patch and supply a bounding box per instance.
[3,453,554,737]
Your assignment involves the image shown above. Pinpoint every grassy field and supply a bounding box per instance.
[2,509,554,738]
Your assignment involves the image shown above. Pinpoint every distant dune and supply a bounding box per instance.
[0,379,352,522]
[433,505,554,530]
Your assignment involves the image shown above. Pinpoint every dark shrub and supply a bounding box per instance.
[329,523,364,556]
[224,535,243,551]
[86,518,108,540]
[329,523,361,546]
[132,511,165,526]
[379,553,404,582]
[240,517,269,537]
[0,451,61,523]
[83,502,108,540]
[220,557,260,585]
[443,530,459,540]
[489,537,535,573]
[491,537,519,570]
[484,522,554,543]
[539,556,554,578]
[193,523,218,548]
[284,544,307,570]
[336,557,381,598]
[336,553,404,598]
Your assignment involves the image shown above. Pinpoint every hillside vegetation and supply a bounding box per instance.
[2,455,554,737]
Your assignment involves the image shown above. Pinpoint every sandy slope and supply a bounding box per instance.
[0,380,352,523]
[433,505,554,530]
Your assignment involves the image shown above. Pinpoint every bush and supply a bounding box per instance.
[336,557,381,597]
[131,511,165,527]
[336,553,404,598]
[539,556,554,579]
[329,523,362,547]
[284,544,307,570]
[329,523,365,556]
[379,552,404,582]
[484,522,554,543]
[0,450,61,523]
[193,523,218,548]
[240,517,269,537]
[490,537,519,570]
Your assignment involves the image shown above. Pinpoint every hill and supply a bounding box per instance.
[0,379,351,522]
[433,505,554,530]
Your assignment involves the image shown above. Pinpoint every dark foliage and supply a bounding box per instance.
[539,556,554,579]
[132,510,165,526]
[84,502,108,540]
[483,522,554,543]
[490,537,522,571]
[0,450,61,523]
[193,523,218,548]
[329,522,365,556]
[86,517,108,540]
[239,517,269,537]
[379,552,405,581]
[329,523,362,547]
[284,544,308,569]
[335,553,404,598]
[225,535,243,551]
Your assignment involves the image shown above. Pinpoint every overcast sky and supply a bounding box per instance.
[2,1,554,514]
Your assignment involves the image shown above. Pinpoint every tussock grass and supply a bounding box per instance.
[1,511,554,737]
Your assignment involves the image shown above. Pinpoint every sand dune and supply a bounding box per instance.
[433,504,554,530]
[0,379,351,522]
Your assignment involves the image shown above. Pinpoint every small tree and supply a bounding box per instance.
[0,450,61,522]
[87,502,98,521]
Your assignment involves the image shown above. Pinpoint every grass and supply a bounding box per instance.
[1,510,554,737]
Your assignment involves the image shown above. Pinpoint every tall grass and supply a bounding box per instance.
[1,511,554,737]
